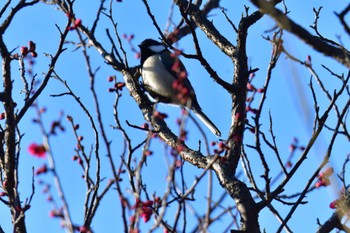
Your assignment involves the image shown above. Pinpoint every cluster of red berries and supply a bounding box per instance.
[28,143,46,158]
[143,150,153,156]
[122,34,141,59]
[123,34,134,42]
[72,155,83,166]
[175,114,188,141]
[130,198,158,223]
[107,75,126,92]
[66,12,82,30]
[68,18,81,30]
[75,226,92,233]
[35,164,48,176]
[21,41,37,57]
[48,208,64,218]
[211,141,229,155]
[246,82,265,93]
[289,137,306,153]
[171,52,191,105]
[245,73,265,115]
[315,167,333,188]
[153,111,168,121]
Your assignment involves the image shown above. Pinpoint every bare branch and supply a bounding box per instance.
[250,0,350,68]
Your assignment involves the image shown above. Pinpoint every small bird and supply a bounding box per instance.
[139,39,221,137]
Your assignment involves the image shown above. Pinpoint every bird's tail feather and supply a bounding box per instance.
[192,108,221,137]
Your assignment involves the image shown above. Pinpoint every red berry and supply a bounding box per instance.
[31,51,38,58]
[28,41,36,51]
[107,76,115,82]
[20,46,29,56]
[74,18,82,27]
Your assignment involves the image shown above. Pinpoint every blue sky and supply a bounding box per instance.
[1,0,349,232]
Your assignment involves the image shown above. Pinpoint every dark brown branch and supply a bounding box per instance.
[168,0,222,41]
[250,0,350,68]
[0,2,43,232]
[253,30,282,201]
[227,10,263,176]
[317,212,347,233]
[0,41,27,233]
[267,74,350,208]
[74,29,104,227]
[336,3,350,36]
[276,82,350,232]
[174,0,236,57]
[177,4,233,92]
[16,23,69,123]
[0,0,39,35]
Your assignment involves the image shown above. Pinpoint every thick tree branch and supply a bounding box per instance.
[174,0,236,57]
[317,190,350,233]
[0,1,42,232]
[316,212,348,233]
[175,3,263,231]
[168,0,221,41]
[0,37,27,233]
[250,0,350,68]
[177,4,233,93]
[227,9,263,177]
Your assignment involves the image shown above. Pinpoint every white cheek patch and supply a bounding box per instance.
[149,44,166,53]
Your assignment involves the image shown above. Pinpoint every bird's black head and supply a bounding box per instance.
[139,39,167,66]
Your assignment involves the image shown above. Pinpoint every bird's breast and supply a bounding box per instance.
[141,55,177,100]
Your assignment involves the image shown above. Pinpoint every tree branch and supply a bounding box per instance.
[250,0,350,68]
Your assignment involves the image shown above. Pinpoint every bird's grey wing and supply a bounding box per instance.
[160,51,196,89]
[159,51,221,136]
[141,54,177,103]
[159,50,201,108]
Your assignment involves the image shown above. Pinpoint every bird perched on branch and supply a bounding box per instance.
[138,39,221,137]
